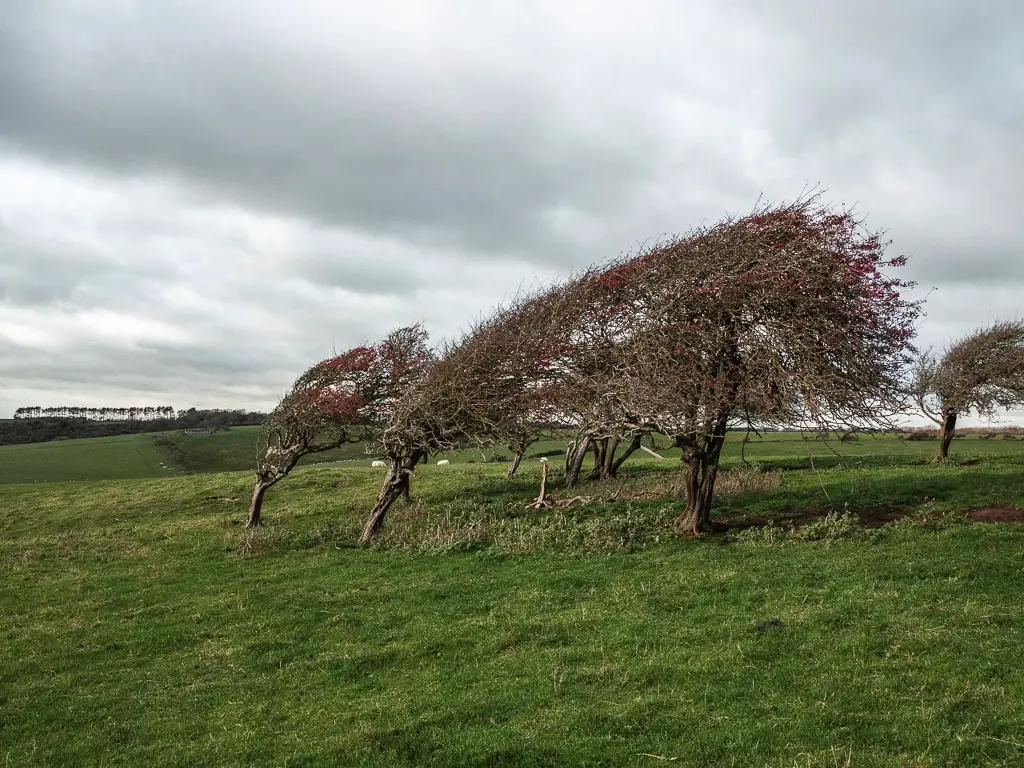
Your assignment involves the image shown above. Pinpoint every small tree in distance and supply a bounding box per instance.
[913,320,1024,459]
[247,325,432,527]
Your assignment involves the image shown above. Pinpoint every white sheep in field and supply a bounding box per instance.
[371,460,387,468]
[436,459,450,465]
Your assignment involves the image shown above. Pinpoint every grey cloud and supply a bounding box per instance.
[298,250,424,298]
[718,0,1024,288]
[727,0,1024,149]
[0,324,299,406]
[1,0,1023,419]
[0,223,170,310]
[0,2,680,264]
[0,250,102,307]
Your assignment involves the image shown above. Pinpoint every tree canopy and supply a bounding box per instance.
[248,325,432,527]
[360,196,922,539]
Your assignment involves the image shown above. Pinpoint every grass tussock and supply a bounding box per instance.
[733,501,969,547]
[232,521,359,558]
[369,505,676,555]
[733,510,864,545]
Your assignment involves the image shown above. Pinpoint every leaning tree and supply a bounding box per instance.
[913,320,1024,459]
[573,197,921,536]
[359,286,577,541]
[543,262,667,485]
[247,325,431,527]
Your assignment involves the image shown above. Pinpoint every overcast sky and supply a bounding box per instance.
[1,1,1022,423]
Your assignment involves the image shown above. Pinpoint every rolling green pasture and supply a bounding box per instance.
[4,427,1024,485]
[0,427,376,484]
[149,427,375,474]
[3,440,1024,766]
[0,432,174,484]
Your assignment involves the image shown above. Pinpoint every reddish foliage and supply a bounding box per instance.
[319,346,377,373]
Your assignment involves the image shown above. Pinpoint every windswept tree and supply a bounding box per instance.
[539,263,660,485]
[247,325,432,527]
[913,320,1024,459]
[503,389,561,478]
[361,196,920,542]
[561,197,920,535]
[360,287,575,541]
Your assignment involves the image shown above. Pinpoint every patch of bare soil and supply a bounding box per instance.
[967,507,1024,523]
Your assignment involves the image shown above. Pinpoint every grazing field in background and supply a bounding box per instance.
[0,432,175,483]
[0,427,374,484]
[2,436,1024,766]
[3,427,1024,484]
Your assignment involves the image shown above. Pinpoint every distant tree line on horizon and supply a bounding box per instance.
[0,408,267,446]
[14,405,176,421]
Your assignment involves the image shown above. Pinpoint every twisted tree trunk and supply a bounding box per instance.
[586,434,642,480]
[246,446,304,527]
[587,438,611,480]
[360,449,426,542]
[564,441,576,474]
[246,479,273,527]
[674,416,729,536]
[565,437,592,487]
[506,439,534,478]
[609,433,643,478]
[507,448,525,478]
[939,410,958,460]
[603,438,620,476]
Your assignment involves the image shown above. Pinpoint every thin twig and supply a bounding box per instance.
[805,443,832,506]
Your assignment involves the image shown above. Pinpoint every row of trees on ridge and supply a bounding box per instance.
[248,195,1024,541]
[1,408,267,446]
[13,406,176,421]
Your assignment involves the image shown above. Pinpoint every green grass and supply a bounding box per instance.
[0,432,175,483]
[150,427,376,474]
[0,428,380,484]
[3,427,1023,485]
[3,446,1024,766]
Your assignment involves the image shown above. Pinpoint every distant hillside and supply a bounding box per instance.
[0,429,378,484]
[0,408,267,446]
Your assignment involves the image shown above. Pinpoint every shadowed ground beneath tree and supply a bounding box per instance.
[711,505,1024,536]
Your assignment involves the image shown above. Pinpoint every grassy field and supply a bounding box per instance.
[2,438,1024,765]
[0,432,176,483]
[4,426,1024,485]
[0,427,379,484]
